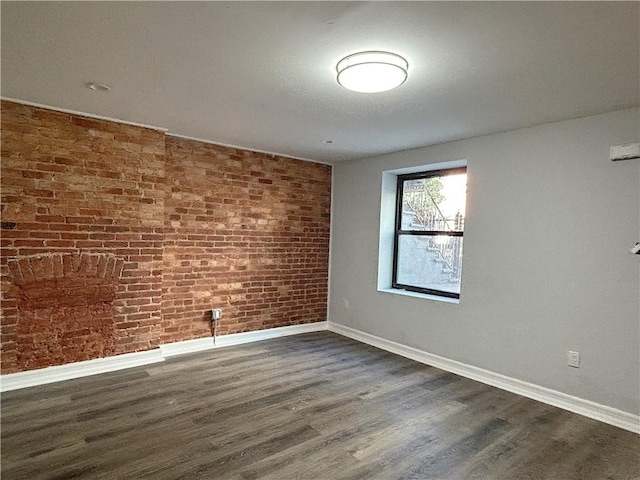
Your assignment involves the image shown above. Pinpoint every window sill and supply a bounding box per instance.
[377,288,460,304]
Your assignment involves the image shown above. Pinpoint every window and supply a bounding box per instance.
[392,167,467,299]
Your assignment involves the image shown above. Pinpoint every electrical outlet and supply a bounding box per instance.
[343,298,349,309]
[566,350,580,368]
[212,308,222,321]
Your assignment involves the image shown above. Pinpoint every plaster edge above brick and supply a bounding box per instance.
[1,97,168,133]
[166,133,331,166]
[1,97,330,166]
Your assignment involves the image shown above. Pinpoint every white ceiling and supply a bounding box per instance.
[2,2,639,163]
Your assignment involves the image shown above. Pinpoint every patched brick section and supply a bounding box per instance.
[162,137,331,344]
[1,101,165,373]
[10,254,122,370]
[16,276,118,370]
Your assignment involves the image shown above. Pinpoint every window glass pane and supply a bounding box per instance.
[396,235,463,295]
[401,173,466,232]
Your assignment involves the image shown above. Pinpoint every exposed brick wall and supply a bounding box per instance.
[0,101,331,373]
[162,137,331,343]
[1,101,166,373]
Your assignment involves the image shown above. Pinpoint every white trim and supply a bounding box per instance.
[328,322,640,434]
[383,159,468,176]
[326,166,335,327]
[376,159,467,302]
[0,349,164,393]
[11,321,635,435]
[215,322,328,348]
[160,322,328,357]
[377,287,460,304]
[159,337,215,358]
[0,322,329,391]
[1,97,168,132]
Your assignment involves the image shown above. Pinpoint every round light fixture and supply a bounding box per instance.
[336,51,408,93]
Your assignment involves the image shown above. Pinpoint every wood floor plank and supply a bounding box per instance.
[2,332,638,479]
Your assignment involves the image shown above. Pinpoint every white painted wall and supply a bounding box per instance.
[329,108,640,415]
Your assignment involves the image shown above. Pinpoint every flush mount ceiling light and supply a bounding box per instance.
[336,51,408,93]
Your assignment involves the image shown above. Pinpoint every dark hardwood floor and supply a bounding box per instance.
[2,332,638,479]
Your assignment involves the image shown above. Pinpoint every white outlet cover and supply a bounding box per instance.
[566,350,580,368]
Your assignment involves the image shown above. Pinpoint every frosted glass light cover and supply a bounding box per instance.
[336,51,408,93]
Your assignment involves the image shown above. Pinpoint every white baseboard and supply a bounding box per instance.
[215,321,329,348]
[7,320,635,435]
[328,322,640,434]
[0,349,164,392]
[1,322,329,392]
[160,322,329,357]
[159,337,215,357]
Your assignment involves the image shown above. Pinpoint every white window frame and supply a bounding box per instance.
[377,159,467,304]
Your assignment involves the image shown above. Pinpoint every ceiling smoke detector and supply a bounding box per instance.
[86,82,110,92]
[336,51,408,93]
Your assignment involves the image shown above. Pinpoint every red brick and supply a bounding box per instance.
[41,255,54,279]
[0,100,330,374]
[45,240,75,248]
[7,261,24,285]
[52,254,64,278]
